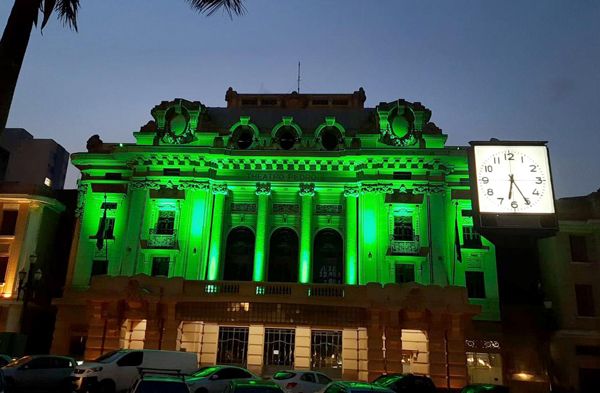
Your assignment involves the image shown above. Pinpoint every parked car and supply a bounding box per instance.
[2,354,76,393]
[272,370,333,393]
[225,379,285,393]
[129,368,190,393]
[185,366,259,393]
[72,349,197,393]
[321,381,395,393]
[373,374,436,393]
[0,369,6,393]
[460,384,509,393]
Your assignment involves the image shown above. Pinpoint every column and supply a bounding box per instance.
[206,184,228,281]
[121,186,148,276]
[184,184,210,280]
[344,186,359,285]
[298,183,315,284]
[253,183,271,282]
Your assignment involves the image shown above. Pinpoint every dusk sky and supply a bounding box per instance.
[1,0,599,197]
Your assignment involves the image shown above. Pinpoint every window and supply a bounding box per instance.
[0,256,8,284]
[151,257,170,277]
[316,373,332,385]
[395,264,415,284]
[117,351,143,367]
[156,211,175,235]
[570,235,589,262]
[52,358,73,368]
[462,226,482,248]
[263,328,295,374]
[575,285,595,317]
[466,271,486,299]
[217,327,249,366]
[393,216,414,241]
[0,210,18,235]
[311,331,342,378]
[216,367,252,379]
[91,260,108,276]
[300,373,316,383]
[25,357,54,369]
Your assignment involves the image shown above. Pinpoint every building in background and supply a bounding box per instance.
[538,190,600,393]
[51,89,511,389]
[0,128,69,190]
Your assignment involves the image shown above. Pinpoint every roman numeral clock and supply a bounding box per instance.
[468,141,558,236]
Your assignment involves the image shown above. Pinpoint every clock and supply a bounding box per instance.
[472,144,555,214]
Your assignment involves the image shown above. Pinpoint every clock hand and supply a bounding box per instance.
[512,178,531,205]
[508,174,514,200]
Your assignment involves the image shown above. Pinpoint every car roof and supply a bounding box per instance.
[334,381,395,392]
[231,380,280,388]
[140,376,186,383]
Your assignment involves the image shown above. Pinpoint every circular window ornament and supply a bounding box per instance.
[162,110,194,144]
[276,127,298,150]
[169,114,187,136]
[233,126,255,149]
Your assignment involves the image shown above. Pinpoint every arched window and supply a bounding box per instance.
[230,125,255,149]
[223,227,255,281]
[319,126,343,151]
[268,228,299,282]
[313,229,344,284]
[275,126,298,150]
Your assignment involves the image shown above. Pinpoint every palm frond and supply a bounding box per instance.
[40,0,57,30]
[55,0,80,31]
[186,0,246,18]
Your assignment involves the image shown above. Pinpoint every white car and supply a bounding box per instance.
[186,365,259,393]
[271,371,333,393]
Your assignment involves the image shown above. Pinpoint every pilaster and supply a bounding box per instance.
[298,183,315,283]
[344,186,359,285]
[206,184,228,280]
[253,183,271,282]
[121,186,148,276]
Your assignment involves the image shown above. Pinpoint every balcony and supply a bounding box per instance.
[147,229,177,249]
[390,239,421,255]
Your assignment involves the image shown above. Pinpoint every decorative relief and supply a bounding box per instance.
[299,183,315,197]
[130,179,161,190]
[231,203,257,213]
[315,204,343,215]
[273,204,300,214]
[75,181,89,217]
[177,180,210,190]
[361,183,394,194]
[255,182,272,196]
[343,185,360,198]
[211,183,229,195]
[413,183,445,194]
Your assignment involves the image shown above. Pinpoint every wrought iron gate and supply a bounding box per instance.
[311,330,342,378]
[217,327,249,366]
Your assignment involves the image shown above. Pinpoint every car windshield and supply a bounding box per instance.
[93,350,125,364]
[191,366,220,378]
[4,356,32,368]
[135,381,189,393]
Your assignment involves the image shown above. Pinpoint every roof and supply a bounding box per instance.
[334,381,394,392]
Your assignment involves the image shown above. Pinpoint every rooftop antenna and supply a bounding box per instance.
[297,61,301,93]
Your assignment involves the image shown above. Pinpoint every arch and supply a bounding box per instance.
[312,229,344,284]
[228,116,260,149]
[223,226,255,281]
[271,117,302,150]
[267,227,299,282]
[315,117,346,151]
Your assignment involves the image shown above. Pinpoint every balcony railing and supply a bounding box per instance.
[148,229,177,248]
[390,239,420,255]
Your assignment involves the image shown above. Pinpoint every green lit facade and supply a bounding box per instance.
[53,89,500,387]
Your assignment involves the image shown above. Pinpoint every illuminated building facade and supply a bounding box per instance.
[52,89,501,388]
[538,190,600,392]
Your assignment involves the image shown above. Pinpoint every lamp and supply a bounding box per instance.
[33,268,42,282]
[18,268,27,283]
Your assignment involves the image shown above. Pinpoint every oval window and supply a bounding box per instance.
[277,127,297,150]
[320,127,342,151]
[234,127,254,149]
[169,114,187,136]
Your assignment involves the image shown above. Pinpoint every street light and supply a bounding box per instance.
[18,254,43,335]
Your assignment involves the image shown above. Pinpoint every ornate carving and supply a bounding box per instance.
[231,203,257,213]
[273,204,300,214]
[75,182,89,218]
[343,185,360,198]
[315,204,343,215]
[211,183,229,195]
[361,183,394,194]
[299,183,315,197]
[177,180,210,190]
[255,182,272,196]
[413,183,445,194]
[130,179,161,190]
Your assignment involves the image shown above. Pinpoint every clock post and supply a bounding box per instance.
[468,140,559,391]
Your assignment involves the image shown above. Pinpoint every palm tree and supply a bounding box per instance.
[0,0,245,134]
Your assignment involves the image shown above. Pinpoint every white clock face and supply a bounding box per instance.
[473,145,555,214]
